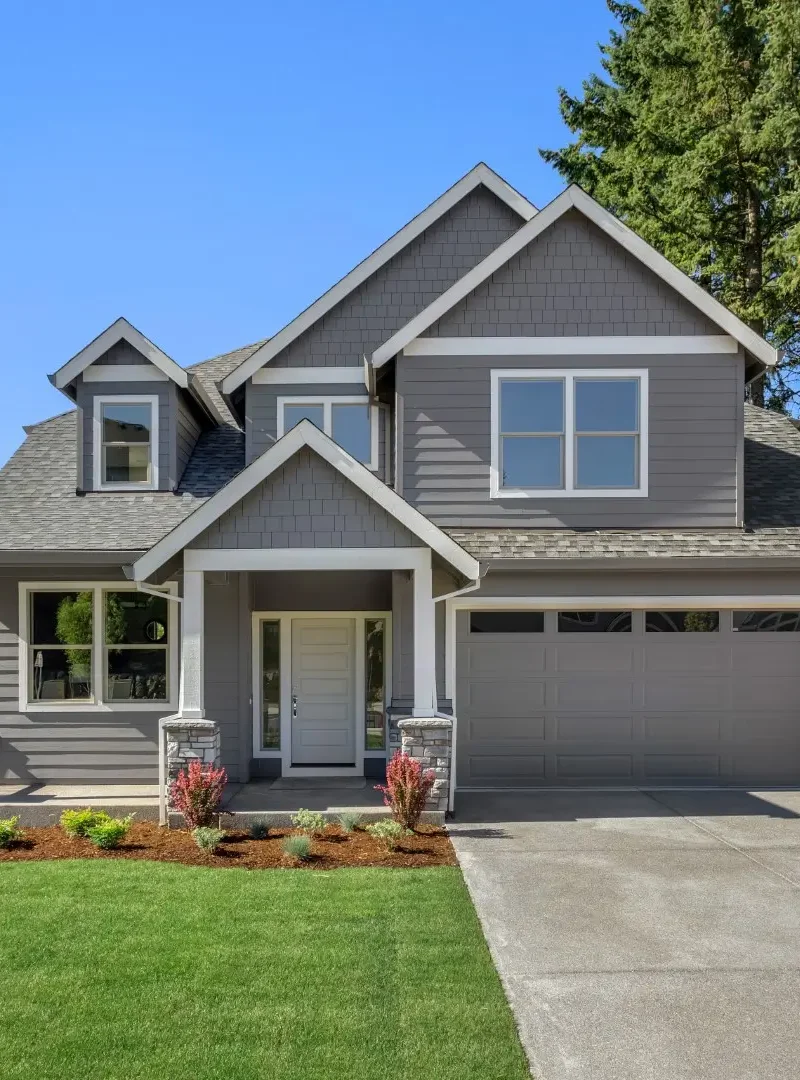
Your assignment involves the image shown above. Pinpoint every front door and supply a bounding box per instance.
[290,618,356,767]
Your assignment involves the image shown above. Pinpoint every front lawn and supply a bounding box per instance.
[0,861,530,1080]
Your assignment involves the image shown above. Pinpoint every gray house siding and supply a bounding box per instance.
[204,572,246,781]
[252,570,391,611]
[190,447,422,549]
[91,340,152,366]
[175,392,202,483]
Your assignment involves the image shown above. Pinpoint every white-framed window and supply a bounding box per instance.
[93,395,159,490]
[18,582,178,712]
[277,395,379,470]
[490,369,648,498]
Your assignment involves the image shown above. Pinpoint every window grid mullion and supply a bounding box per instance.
[564,374,575,493]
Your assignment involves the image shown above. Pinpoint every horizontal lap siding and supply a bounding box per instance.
[400,352,741,527]
[204,575,243,780]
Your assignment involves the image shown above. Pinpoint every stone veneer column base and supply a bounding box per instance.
[160,718,221,825]
[395,717,452,813]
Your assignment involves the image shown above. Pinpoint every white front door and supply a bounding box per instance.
[290,618,356,767]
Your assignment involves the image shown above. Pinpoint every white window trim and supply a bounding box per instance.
[276,395,379,471]
[18,582,178,713]
[92,394,160,492]
[490,368,649,499]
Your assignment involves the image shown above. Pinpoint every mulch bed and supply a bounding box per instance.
[0,822,457,870]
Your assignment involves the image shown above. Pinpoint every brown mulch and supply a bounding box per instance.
[0,821,457,870]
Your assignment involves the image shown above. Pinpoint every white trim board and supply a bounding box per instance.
[92,394,160,492]
[373,185,779,369]
[185,547,434,573]
[51,317,190,390]
[252,366,367,385]
[131,420,479,581]
[220,163,537,394]
[403,335,738,357]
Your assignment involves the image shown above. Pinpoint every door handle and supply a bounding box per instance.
[292,692,298,718]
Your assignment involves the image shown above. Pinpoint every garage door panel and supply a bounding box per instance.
[731,752,800,784]
[469,755,546,781]
[554,643,636,673]
[731,677,800,709]
[468,716,546,742]
[730,713,798,740]
[644,754,721,779]
[556,755,633,779]
[553,677,635,709]
[463,642,546,677]
[644,647,732,673]
[554,714,634,741]
[644,677,729,709]
[465,679,545,714]
[644,713,721,741]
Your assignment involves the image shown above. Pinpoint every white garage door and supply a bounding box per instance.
[456,608,800,787]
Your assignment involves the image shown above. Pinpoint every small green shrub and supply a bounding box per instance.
[61,808,112,839]
[337,811,362,834]
[193,827,226,853]
[366,819,411,851]
[86,816,133,850]
[248,817,271,840]
[282,834,312,861]
[0,816,22,848]
[291,809,326,836]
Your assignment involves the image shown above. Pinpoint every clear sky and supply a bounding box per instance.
[0,0,617,465]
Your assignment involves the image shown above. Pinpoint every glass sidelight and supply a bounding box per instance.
[365,618,386,750]
[261,620,281,749]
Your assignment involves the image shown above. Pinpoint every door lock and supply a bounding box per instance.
[292,691,298,718]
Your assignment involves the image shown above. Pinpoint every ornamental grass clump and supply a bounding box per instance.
[366,819,411,852]
[193,827,226,854]
[0,816,22,848]
[86,816,133,850]
[290,809,326,836]
[169,758,228,829]
[337,811,362,834]
[60,808,112,839]
[375,751,435,830]
[248,817,271,840]
[282,834,312,861]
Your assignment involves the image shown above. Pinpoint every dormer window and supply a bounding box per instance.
[93,395,159,490]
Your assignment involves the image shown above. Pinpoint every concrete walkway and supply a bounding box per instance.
[450,790,800,1080]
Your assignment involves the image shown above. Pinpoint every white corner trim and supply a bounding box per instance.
[132,420,479,581]
[489,368,649,499]
[52,317,189,389]
[92,394,160,492]
[276,394,379,470]
[252,366,367,385]
[220,163,537,394]
[83,364,171,382]
[372,186,778,369]
[403,335,739,357]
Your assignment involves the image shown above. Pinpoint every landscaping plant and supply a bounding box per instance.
[86,816,133,850]
[375,751,435,830]
[366,819,410,852]
[169,758,227,829]
[282,834,312,861]
[337,811,362,834]
[60,808,112,839]
[192,827,226,854]
[248,817,271,840]
[0,816,22,848]
[290,808,326,836]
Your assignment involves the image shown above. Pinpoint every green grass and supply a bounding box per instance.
[0,862,530,1080]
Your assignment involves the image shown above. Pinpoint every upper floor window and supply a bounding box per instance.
[93,395,158,490]
[490,369,648,498]
[277,396,378,469]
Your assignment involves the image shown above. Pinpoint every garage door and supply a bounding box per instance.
[456,608,800,788]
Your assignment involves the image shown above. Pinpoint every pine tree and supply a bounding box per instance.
[540,0,800,408]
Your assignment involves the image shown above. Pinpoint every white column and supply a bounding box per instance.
[412,549,437,716]
[179,569,205,719]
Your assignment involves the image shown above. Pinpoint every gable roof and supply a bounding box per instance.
[220,163,537,395]
[372,185,779,370]
[51,317,191,390]
[130,420,480,581]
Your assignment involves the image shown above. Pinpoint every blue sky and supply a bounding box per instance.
[0,0,617,464]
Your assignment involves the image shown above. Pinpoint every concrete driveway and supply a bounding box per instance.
[449,790,800,1080]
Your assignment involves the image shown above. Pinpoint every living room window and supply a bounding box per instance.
[277,396,378,469]
[93,395,158,490]
[490,369,647,497]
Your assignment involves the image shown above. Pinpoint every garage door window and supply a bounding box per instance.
[558,611,632,633]
[470,611,544,633]
[733,611,800,632]
[646,611,719,632]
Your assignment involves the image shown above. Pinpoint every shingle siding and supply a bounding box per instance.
[176,394,202,483]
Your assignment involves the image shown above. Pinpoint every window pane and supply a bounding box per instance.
[500,380,564,433]
[262,621,280,749]
[332,403,371,463]
[283,404,324,432]
[501,436,562,488]
[646,611,720,632]
[32,591,93,645]
[365,619,386,750]
[106,649,167,700]
[576,435,637,488]
[105,591,168,645]
[470,611,544,633]
[575,379,639,432]
[558,611,632,633]
[733,611,800,632]
[31,647,92,701]
[102,403,152,443]
[104,444,150,483]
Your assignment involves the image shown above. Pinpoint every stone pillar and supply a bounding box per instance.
[160,717,220,825]
[396,717,452,814]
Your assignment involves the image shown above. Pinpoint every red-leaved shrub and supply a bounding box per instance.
[169,758,227,828]
[375,751,435,830]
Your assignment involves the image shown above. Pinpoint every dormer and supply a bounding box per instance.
[49,318,223,492]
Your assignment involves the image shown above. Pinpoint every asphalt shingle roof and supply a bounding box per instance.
[2,358,800,563]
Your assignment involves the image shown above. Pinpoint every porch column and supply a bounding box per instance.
[179,568,205,719]
[412,550,437,715]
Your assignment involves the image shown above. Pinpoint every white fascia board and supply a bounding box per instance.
[404,335,738,356]
[447,594,800,610]
[132,420,479,581]
[252,366,366,385]
[220,163,538,395]
[51,317,190,390]
[373,186,778,369]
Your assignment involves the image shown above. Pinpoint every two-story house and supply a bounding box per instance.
[2,162,799,803]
